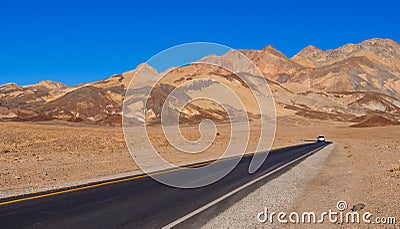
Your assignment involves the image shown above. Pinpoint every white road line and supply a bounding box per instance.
[162,144,328,229]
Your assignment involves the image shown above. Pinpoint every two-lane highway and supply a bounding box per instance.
[0,141,330,228]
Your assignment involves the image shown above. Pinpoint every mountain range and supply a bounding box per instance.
[1,38,399,127]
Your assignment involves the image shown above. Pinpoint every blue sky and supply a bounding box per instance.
[0,0,399,86]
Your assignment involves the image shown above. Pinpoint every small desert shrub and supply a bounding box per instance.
[1,149,11,154]
[1,146,11,154]
[347,151,354,158]
[389,162,400,172]
[0,143,17,154]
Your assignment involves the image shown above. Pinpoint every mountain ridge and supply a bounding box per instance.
[1,38,399,127]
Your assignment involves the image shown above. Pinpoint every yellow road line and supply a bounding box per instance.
[0,165,194,206]
[0,144,303,206]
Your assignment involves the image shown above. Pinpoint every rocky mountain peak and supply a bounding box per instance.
[260,45,287,59]
[293,45,323,57]
[291,38,400,68]
[0,82,20,89]
[37,80,67,89]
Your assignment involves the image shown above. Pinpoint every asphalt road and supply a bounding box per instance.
[0,141,330,228]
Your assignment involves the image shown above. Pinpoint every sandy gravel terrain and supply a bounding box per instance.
[0,120,275,192]
[288,124,400,228]
[204,117,400,228]
[0,122,132,191]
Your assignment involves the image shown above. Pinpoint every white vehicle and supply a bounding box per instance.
[317,135,325,142]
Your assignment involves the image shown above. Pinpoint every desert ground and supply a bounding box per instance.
[274,118,400,228]
[1,117,399,222]
[289,123,400,227]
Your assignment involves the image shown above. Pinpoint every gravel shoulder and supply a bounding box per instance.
[201,142,336,228]
[203,118,400,228]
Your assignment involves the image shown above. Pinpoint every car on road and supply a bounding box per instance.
[317,135,325,142]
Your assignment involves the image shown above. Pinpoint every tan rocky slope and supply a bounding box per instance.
[0,38,399,126]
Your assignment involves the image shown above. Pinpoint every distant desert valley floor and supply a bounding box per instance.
[1,38,400,222]
[1,117,399,192]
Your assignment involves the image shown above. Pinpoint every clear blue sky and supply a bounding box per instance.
[1,0,399,86]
